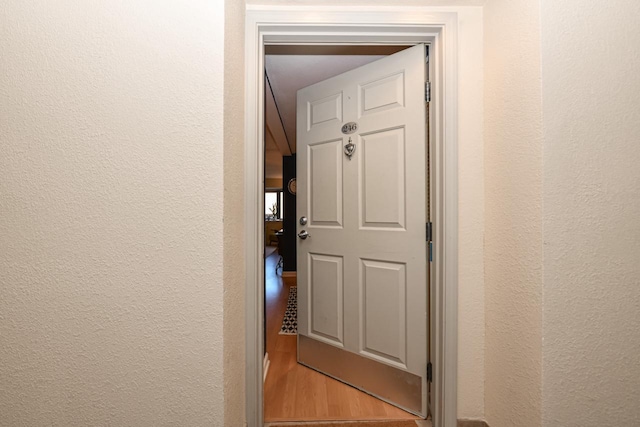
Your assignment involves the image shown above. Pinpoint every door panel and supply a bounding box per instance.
[308,92,343,130]
[359,72,405,116]
[360,259,407,366]
[359,128,406,229]
[308,253,344,345]
[297,44,428,416]
[308,139,343,227]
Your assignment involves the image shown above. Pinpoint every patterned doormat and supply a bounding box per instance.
[279,286,297,335]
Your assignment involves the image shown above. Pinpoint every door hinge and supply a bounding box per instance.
[427,362,433,382]
[425,81,431,103]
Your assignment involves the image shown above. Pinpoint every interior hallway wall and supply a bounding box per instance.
[281,155,296,272]
[0,1,227,425]
[540,1,640,425]
[223,0,247,423]
[453,6,486,420]
[483,0,544,426]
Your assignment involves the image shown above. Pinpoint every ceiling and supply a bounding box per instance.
[263,45,409,180]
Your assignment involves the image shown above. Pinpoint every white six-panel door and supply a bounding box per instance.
[296,44,428,416]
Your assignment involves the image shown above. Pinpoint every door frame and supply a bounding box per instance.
[244,7,459,427]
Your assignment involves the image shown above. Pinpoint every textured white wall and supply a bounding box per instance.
[223,0,246,424]
[540,1,640,425]
[454,7,485,420]
[0,1,226,425]
[483,0,544,426]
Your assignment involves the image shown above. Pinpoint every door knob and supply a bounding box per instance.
[298,230,310,240]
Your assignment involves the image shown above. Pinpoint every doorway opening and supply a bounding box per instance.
[244,10,459,427]
[262,44,425,424]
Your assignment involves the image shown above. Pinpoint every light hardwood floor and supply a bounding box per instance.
[263,252,420,422]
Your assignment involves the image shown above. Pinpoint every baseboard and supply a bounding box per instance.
[457,420,488,427]
[263,352,270,383]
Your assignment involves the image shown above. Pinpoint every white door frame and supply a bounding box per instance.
[244,7,459,427]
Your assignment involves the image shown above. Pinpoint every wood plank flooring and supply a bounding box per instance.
[263,251,420,423]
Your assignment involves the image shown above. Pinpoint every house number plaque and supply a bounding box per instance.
[341,122,358,134]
